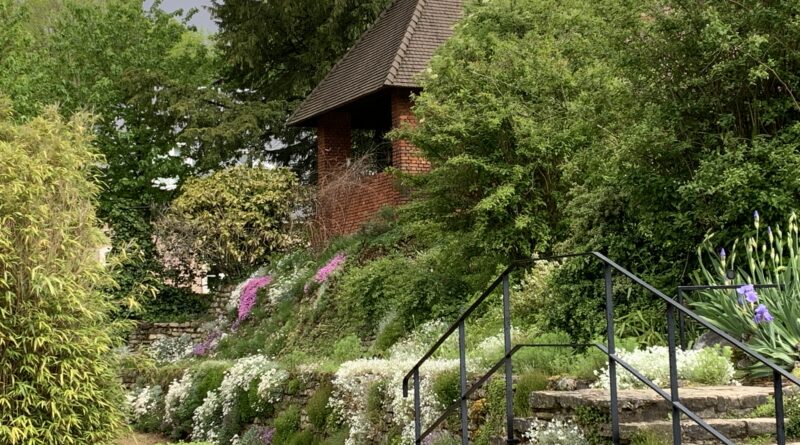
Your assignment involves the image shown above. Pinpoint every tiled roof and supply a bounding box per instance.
[287,0,463,127]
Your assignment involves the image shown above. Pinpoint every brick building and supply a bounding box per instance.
[287,0,463,235]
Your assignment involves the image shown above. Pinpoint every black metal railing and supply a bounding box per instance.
[401,251,800,445]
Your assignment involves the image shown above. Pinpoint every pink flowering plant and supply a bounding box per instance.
[305,252,347,294]
[232,276,273,330]
[693,211,800,377]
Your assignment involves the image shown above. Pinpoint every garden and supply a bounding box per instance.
[4,0,800,444]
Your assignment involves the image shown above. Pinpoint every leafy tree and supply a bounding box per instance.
[0,0,219,313]
[157,166,304,279]
[408,0,800,341]
[0,103,125,444]
[207,0,392,176]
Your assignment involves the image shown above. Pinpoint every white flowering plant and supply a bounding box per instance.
[523,418,589,445]
[127,385,165,432]
[593,345,736,390]
[148,334,195,365]
[330,357,459,445]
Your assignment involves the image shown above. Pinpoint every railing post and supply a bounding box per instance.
[677,288,687,351]
[604,263,621,445]
[667,305,682,445]
[458,321,469,445]
[775,369,786,445]
[502,273,518,445]
[414,368,421,445]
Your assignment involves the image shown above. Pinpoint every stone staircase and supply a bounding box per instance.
[509,385,794,444]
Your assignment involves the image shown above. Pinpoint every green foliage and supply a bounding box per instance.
[0,0,219,317]
[0,106,125,443]
[307,383,333,431]
[133,385,166,433]
[288,430,320,445]
[514,371,550,416]
[693,213,800,376]
[403,0,800,344]
[366,380,388,425]
[331,334,364,364]
[169,361,231,440]
[159,166,303,278]
[630,431,670,445]
[209,0,391,174]
[373,312,407,353]
[274,405,302,444]
[474,378,506,445]
[574,405,610,445]
[684,346,735,385]
[431,369,461,408]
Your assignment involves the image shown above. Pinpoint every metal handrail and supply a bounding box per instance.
[401,251,800,445]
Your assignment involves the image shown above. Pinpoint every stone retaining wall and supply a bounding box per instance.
[127,284,234,350]
[127,321,205,350]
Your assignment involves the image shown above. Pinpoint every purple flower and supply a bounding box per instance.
[259,426,275,444]
[720,248,727,259]
[737,284,758,303]
[312,253,347,284]
[193,330,222,356]
[754,304,774,324]
[754,210,760,221]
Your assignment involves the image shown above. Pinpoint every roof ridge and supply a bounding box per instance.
[386,0,427,86]
[287,0,403,124]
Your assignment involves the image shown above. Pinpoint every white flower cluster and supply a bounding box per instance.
[218,355,280,416]
[523,418,588,445]
[330,357,459,445]
[164,371,194,426]
[388,320,457,361]
[148,334,194,364]
[593,346,736,390]
[257,367,289,404]
[127,385,163,423]
[268,264,309,305]
[192,388,222,444]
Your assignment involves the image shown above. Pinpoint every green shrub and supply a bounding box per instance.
[274,405,302,444]
[0,107,126,443]
[321,429,349,445]
[432,369,461,408]
[220,380,267,443]
[331,334,363,363]
[289,430,320,445]
[474,378,506,445]
[169,361,231,440]
[131,385,166,433]
[366,380,389,424]
[786,395,800,438]
[425,433,461,445]
[630,430,670,445]
[514,371,550,416]
[156,165,303,278]
[684,346,735,385]
[509,332,572,375]
[373,312,406,353]
[307,382,333,430]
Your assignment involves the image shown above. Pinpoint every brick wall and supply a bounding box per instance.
[391,89,431,174]
[316,172,404,236]
[317,111,352,185]
[314,88,430,238]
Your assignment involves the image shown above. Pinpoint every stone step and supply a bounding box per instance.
[510,416,779,444]
[530,386,776,422]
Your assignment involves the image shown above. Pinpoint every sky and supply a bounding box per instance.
[143,0,218,33]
